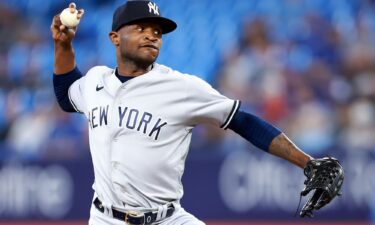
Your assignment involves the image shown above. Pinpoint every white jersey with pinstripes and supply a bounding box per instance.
[68,63,240,210]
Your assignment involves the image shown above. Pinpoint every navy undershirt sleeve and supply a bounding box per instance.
[227,110,282,152]
[53,67,83,112]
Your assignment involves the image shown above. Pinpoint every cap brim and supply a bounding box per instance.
[153,17,177,34]
[125,17,177,34]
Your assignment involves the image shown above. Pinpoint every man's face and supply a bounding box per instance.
[115,21,163,66]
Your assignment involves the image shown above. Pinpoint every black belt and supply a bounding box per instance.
[93,197,175,225]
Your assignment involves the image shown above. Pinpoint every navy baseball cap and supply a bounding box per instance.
[112,0,177,34]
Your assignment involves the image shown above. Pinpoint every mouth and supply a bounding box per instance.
[140,44,159,50]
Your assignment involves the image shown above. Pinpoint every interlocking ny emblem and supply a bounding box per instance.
[148,2,159,15]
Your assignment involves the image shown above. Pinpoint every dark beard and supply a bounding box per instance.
[120,51,157,70]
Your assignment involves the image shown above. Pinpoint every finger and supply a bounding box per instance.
[51,15,62,39]
[69,2,77,13]
[59,24,66,31]
[77,9,84,19]
[65,28,76,39]
[52,30,60,40]
[54,31,64,41]
[52,15,62,29]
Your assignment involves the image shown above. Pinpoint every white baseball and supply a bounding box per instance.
[60,8,80,28]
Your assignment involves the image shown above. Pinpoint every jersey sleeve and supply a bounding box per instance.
[68,75,87,115]
[184,75,240,129]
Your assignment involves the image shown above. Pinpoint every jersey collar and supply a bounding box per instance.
[104,68,123,97]
[104,64,159,97]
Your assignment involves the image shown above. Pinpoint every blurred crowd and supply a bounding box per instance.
[195,0,375,158]
[1,0,375,160]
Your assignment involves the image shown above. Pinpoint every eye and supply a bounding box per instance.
[154,29,162,35]
[137,27,144,32]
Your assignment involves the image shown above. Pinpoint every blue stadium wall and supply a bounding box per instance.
[0,150,373,224]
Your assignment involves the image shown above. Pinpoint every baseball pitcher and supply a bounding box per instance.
[51,1,344,224]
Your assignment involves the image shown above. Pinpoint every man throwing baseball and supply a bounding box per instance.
[51,1,343,224]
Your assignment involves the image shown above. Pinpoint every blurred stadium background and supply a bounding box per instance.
[1,0,375,224]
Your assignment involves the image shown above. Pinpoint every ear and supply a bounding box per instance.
[109,31,120,46]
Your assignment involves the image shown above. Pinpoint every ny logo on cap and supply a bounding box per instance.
[148,2,159,15]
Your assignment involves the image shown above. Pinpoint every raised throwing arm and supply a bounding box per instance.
[51,3,84,74]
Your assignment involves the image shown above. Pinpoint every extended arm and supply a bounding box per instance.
[228,110,313,168]
[268,133,312,168]
[228,110,343,217]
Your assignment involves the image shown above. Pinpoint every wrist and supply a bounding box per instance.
[54,40,73,50]
[302,155,314,168]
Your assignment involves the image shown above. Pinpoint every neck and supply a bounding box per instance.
[117,59,153,77]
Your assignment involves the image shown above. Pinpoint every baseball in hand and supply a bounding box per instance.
[60,3,81,28]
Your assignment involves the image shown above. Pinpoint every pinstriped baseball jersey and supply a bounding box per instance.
[68,63,240,209]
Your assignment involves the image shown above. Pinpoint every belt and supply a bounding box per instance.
[93,197,175,225]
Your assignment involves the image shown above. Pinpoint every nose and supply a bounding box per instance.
[144,29,158,42]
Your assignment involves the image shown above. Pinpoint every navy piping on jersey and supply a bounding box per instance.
[227,109,282,152]
[221,100,241,129]
[68,89,81,113]
[53,67,83,113]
